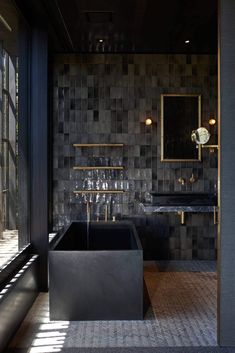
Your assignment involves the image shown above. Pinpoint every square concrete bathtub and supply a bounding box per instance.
[49,221,143,320]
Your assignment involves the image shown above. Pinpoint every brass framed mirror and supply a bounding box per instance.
[161,94,201,162]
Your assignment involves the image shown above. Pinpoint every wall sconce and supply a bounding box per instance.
[209,118,216,126]
[144,118,153,126]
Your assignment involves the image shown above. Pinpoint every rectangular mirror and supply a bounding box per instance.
[161,94,201,162]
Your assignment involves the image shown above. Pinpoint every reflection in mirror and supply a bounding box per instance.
[191,127,210,145]
[161,94,201,162]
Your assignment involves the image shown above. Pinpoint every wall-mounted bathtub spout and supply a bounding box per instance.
[86,201,91,223]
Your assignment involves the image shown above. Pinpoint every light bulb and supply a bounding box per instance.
[145,118,153,126]
[209,118,216,126]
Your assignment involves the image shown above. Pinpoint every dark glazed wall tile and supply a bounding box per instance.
[53,53,218,260]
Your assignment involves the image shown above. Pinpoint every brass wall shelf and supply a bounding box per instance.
[73,190,125,194]
[73,144,124,195]
[73,166,124,170]
[73,143,124,147]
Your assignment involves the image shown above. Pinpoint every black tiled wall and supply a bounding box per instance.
[53,54,218,260]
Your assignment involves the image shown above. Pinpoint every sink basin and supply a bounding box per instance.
[150,192,217,206]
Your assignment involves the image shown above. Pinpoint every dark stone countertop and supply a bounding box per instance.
[140,204,218,213]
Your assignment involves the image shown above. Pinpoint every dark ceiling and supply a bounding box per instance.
[15,0,218,54]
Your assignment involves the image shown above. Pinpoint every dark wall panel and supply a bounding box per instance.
[219,0,235,346]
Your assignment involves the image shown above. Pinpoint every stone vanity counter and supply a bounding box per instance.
[140,204,218,213]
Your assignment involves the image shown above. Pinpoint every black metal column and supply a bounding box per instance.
[30,28,48,291]
[18,20,30,249]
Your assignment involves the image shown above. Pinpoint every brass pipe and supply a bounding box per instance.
[181,211,185,225]
[201,145,219,149]
[214,206,217,225]
[177,211,185,225]
[86,202,91,223]
[201,145,219,153]
[104,205,108,222]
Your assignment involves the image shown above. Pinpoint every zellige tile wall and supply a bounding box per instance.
[53,54,217,260]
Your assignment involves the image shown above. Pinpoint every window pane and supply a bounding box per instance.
[0,1,29,269]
